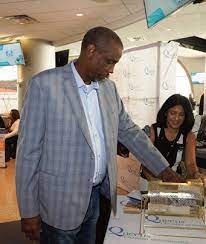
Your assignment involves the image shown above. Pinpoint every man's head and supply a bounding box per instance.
[78,26,123,82]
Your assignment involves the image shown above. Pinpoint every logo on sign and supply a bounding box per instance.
[108,226,124,237]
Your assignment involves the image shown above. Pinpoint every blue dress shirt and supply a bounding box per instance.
[71,62,106,185]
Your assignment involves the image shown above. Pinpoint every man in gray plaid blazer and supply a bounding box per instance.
[16,27,182,244]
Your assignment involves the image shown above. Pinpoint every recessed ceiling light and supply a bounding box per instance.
[76,13,84,17]
[167,28,172,31]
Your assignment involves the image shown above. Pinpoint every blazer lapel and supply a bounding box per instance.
[97,82,113,157]
[62,64,93,152]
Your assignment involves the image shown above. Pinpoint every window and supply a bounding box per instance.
[0,66,18,114]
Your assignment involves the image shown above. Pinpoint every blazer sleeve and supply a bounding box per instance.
[113,83,169,176]
[16,76,46,218]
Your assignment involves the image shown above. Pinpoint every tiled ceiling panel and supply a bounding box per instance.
[0,0,205,57]
[0,0,145,45]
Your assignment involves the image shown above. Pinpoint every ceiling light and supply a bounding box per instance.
[76,13,84,17]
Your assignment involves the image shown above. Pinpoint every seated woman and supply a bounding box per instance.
[141,94,204,184]
[5,109,20,162]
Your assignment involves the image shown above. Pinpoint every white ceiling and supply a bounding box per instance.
[0,0,145,45]
[0,0,206,57]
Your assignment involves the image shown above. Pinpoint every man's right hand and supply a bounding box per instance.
[21,215,41,241]
[159,166,185,183]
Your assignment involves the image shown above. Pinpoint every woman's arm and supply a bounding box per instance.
[184,132,206,186]
[184,132,200,178]
[5,119,20,139]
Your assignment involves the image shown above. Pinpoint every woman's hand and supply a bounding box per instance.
[159,166,185,183]
[193,171,206,187]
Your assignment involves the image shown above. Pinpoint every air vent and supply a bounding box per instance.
[4,15,38,24]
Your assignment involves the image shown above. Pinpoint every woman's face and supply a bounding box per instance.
[166,105,185,130]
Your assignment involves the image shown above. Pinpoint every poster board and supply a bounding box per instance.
[111,41,178,128]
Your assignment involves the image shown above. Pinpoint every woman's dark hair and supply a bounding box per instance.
[81,26,123,51]
[10,109,20,124]
[156,94,194,134]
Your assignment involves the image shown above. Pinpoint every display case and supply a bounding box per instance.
[139,180,206,238]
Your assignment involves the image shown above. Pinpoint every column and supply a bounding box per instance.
[17,39,55,110]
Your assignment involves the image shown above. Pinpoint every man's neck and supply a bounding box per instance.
[74,59,91,85]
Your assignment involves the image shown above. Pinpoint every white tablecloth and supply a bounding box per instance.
[104,196,206,244]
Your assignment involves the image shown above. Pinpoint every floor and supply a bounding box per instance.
[0,159,31,244]
[0,159,20,223]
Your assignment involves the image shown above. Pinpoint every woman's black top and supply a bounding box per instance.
[152,123,186,169]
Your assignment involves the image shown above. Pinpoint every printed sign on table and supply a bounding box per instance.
[117,154,141,193]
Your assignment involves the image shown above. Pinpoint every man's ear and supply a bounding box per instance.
[86,44,96,58]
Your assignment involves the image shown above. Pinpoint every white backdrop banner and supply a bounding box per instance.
[111,41,178,128]
[159,41,178,106]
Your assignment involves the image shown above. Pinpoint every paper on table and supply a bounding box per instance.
[127,190,142,201]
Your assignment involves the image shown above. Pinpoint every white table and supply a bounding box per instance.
[104,196,206,244]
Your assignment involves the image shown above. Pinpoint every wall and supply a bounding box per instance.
[178,57,205,73]
[178,56,206,103]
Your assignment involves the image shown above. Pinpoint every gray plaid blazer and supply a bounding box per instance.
[16,62,169,230]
